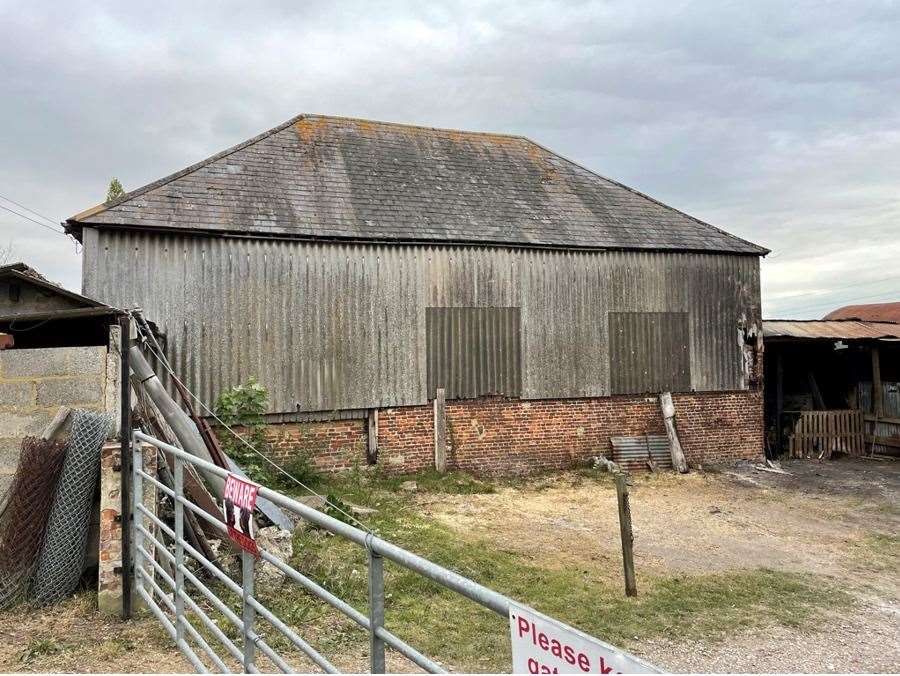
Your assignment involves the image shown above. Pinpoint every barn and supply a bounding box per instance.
[66,114,768,474]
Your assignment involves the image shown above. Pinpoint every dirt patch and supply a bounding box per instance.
[0,594,191,673]
[419,459,898,582]
[416,459,899,673]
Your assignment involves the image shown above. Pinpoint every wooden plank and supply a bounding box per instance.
[866,434,900,449]
[864,414,900,425]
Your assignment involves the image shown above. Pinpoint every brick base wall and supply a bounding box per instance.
[259,391,762,476]
[262,419,367,472]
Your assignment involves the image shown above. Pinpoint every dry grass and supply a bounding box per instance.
[1,458,896,673]
[0,593,189,673]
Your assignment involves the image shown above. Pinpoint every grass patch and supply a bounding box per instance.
[850,532,900,573]
[18,638,66,664]
[267,470,851,672]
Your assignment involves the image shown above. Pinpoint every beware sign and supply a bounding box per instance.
[509,602,659,674]
[222,474,260,556]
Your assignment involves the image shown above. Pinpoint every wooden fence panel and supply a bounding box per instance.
[789,409,864,458]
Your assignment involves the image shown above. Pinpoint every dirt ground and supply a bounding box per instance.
[0,594,191,673]
[417,457,900,673]
[1,457,897,673]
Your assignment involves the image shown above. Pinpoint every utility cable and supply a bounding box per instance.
[0,193,60,227]
[0,203,67,237]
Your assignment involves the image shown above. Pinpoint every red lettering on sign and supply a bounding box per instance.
[223,474,260,557]
[515,614,595,673]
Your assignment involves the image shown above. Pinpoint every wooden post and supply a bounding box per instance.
[366,409,379,465]
[775,349,784,454]
[615,472,637,597]
[872,344,883,418]
[659,392,688,473]
[433,388,447,472]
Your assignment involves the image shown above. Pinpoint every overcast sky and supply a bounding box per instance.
[1,1,898,318]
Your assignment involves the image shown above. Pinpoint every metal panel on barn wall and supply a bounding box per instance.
[83,229,760,414]
[609,311,691,394]
[85,230,426,414]
[426,307,521,399]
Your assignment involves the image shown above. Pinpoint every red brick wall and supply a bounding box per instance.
[257,390,763,476]
[378,391,762,475]
[261,419,367,472]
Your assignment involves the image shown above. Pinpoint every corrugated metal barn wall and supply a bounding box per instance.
[82,229,760,414]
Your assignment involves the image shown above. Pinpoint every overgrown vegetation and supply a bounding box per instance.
[213,378,319,489]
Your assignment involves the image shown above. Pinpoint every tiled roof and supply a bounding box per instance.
[824,302,900,324]
[67,114,767,255]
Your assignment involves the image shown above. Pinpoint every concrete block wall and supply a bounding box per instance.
[255,391,764,477]
[0,346,108,492]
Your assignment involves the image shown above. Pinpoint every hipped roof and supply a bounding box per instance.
[67,114,767,255]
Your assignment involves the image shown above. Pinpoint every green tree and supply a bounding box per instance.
[105,178,124,203]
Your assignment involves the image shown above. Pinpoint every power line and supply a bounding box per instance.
[766,273,900,302]
[0,193,60,227]
[0,203,68,237]
[769,288,898,317]
[132,318,373,534]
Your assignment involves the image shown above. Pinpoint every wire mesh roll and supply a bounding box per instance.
[0,437,68,609]
[30,410,112,605]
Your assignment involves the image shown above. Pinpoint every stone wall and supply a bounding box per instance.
[0,346,109,493]
[255,390,764,476]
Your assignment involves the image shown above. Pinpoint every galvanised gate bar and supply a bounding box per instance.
[130,430,654,673]
[130,431,655,673]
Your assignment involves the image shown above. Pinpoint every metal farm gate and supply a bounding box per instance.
[129,430,657,674]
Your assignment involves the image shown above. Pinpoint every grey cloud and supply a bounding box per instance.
[0,0,898,316]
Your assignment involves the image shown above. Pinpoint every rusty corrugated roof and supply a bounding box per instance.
[66,114,767,255]
[763,319,900,340]
[823,301,900,324]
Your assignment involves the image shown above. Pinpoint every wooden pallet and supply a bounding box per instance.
[788,409,864,458]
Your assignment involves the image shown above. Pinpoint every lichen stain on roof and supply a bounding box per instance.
[66,113,767,255]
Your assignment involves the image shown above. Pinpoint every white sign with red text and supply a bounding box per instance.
[509,602,659,674]
[222,473,260,556]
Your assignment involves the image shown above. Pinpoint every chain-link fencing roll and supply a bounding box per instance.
[0,437,68,609]
[30,410,112,606]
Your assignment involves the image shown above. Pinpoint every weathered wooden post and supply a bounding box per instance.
[366,408,379,465]
[659,392,689,473]
[615,471,637,597]
[434,388,447,472]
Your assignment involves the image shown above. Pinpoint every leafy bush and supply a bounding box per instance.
[213,378,320,489]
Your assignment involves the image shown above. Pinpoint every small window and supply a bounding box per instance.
[426,307,521,399]
[609,312,691,394]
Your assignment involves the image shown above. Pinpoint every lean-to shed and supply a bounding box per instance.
[67,114,768,474]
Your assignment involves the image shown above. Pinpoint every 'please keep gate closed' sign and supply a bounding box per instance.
[509,602,659,674]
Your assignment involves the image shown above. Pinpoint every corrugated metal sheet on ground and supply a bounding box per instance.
[611,435,672,471]
[763,320,900,340]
